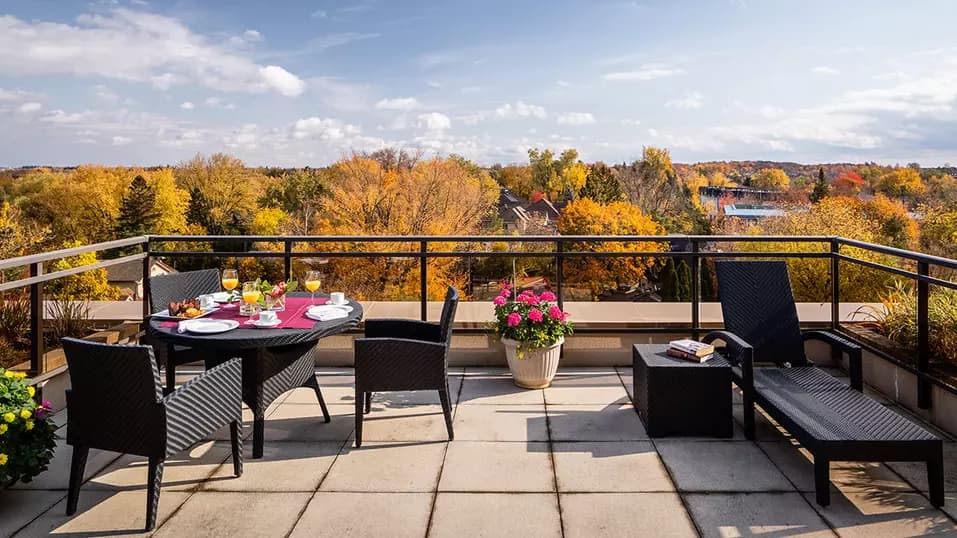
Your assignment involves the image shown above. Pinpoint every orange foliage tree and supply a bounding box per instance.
[557,198,665,298]
[831,171,865,194]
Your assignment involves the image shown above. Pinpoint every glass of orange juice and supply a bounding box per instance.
[241,281,261,316]
[304,271,321,302]
[221,269,239,299]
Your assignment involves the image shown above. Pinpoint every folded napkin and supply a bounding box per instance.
[306,308,349,322]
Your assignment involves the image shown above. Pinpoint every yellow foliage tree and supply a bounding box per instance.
[142,168,189,235]
[176,153,265,234]
[493,165,535,199]
[557,198,665,298]
[319,155,499,300]
[750,168,790,190]
[45,241,120,300]
[875,167,926,199]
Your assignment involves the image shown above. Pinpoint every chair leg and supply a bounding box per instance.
[929,449,945,508]
[439,387,454,441]
[145,456,165,532]
[741,392,756,441]
[354,394,364,447]
[164,344,177,395]
[304,375,331,423]
[66,445,88,516]
[814,455,830,507]
[230,420,244,477]
[252,411,265,459]
[364,392,372,414]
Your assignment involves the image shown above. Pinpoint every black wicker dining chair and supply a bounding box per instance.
[62,338,243,531]
[353,286,458,447]
[147,268,222,391]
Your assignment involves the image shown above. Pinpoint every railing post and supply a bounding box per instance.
[917,261,932,409]
[420,241,428,321]
[283,239,293,282]
[142,237,151,321]
[556,239,564,311]
[691,240,700,339]
[830,240,840,331]
[29,262,43,376]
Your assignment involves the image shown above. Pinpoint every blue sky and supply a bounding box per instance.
[0,0,955,167]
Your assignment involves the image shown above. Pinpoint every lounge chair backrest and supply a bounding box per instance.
[714,261,808,366]
[148,269,221,314]
[439,286,459,345]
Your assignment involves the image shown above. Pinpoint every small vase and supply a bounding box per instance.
[502,337,563,389]
[265,293,286,311]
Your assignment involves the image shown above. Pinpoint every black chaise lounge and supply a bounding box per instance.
[704,260,943,507]
[62,338,243,531]
[353,286,458,447]
[148,268,222,391]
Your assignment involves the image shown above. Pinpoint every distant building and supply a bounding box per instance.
[722,204,786,220]
[106,258,175,300]
[497,188,564,234]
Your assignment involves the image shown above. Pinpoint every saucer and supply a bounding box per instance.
[245,318,281,328]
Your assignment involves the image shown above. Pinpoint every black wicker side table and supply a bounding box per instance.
[632,344,733,438]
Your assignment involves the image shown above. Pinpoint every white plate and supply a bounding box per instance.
[309,304,354,314]
[245,318,281,329]
[152,307,219,320]
[212,292,238,303]
[183,319,239,334]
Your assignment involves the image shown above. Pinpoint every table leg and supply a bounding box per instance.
[253,412,265,459]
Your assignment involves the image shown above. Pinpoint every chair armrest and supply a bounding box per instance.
[162,358,243,454]
[802,330,863,391]
[703,330,754,392]
[364,319,442,342]
[354,337,448,390]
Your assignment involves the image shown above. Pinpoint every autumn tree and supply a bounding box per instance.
[115,175,160,239]
[176,153,264,234]
[527,148,586,201]
[860,194,918,249]
[259,168,327,234]
[875,167,925,199]
[579,162,623,204]
[557,198,665,298]
[750,168,790,190]
[45,241,120,300]
[831,171,865,194]
[920,208,957,261]
[922,173,957,209]
[491,165,535,199]
[617,147,708,233]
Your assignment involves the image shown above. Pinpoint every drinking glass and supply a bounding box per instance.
[221,269,239,300]
[304,271,321,302]
[241,281,261,317]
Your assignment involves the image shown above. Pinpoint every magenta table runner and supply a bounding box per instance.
[160,296,329,329]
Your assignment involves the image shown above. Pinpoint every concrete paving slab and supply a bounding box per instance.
[86,441,231,492]
[289,492,432,538]
[547,404,648,442]
[0,489,65,537]
[805,489,957,537]
[202,441,341,492]
[459,376,546,405]
[320,441,446,492]
[357,404,455,443]
[16,490,191,537]
[683,492,835,538]
[452,404,548,441]
[552,442,674,492]
[153,491,310,538]
[561,492,697,537]
[656,441,793,492]
[429,493,562,538]
[439,441,554,492]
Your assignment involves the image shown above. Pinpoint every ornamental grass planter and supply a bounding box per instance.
[502,337,563,389]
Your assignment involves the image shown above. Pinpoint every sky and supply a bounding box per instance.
[0,0,956,167]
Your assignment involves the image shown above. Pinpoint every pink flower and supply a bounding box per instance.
[493,295,507,306]
[520,293,539,305]
[507,312,522,327]
[548,305,563,319]
[499,287,511,297]
[561,312,570,322]
[540,291,556,302]
[528,308,544,322]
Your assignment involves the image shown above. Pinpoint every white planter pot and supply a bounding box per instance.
[502,337,564,389]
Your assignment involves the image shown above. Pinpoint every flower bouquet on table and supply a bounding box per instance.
[0,368,56,489]
[492,283,573,389]
[258,278,298,311]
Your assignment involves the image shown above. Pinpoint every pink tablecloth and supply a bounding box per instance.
[160,296,329,329]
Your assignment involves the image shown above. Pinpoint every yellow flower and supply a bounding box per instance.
[3,370,12,378]
[27,386,35,397]
[19,409,31,420]
[0,424,6,434]
[2,413,14,423]
[25,420,33,431]
[15,372,26,379]
[0,453,7,465]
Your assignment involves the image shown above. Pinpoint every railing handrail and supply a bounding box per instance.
[0,235,147,271]
[148,234,834,243]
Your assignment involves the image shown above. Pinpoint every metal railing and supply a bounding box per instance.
[2,234,956,409]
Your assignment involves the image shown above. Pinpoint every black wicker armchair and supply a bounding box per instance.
[706,260,943,507]
[147,268,222,391]
[62,338,243,531]
[353,286,458,447]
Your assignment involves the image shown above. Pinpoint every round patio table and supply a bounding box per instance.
[149,292,362,458]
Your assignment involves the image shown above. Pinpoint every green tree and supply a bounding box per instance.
[527,148,585,201]
[579,163,624,204]
[810,167,829,203]
[259,169,327,234]
[659,258,692,302]
[115,175,160,238]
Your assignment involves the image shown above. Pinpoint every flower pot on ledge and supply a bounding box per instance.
[502,337,564,389]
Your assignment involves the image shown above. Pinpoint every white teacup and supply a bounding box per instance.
[330,292,346,305]
[198,294,216,309]
[258,310,278,324]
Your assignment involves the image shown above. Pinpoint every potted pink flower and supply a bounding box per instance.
[493,284,573,388]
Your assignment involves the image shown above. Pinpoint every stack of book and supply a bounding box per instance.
[667,339,715,363]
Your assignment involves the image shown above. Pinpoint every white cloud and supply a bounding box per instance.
[495,101,547,119]
[17,102,42,114]
[205,96,236,109]
[417,112,452,131]
[310,9,327,18]
[556,80,570,87]
[813,66,840,75]
[375,97,419,111]
[41,109,95,124]
[180,101,195,110]
[603,63,684,81]
[290,116,361,140]
[242,30,262,42]
[557,112,595,125]
[111,135,132,146]
[620,118,642,126]
[0,88,38,102]
[0,9,305,96]
[665,91,704,109]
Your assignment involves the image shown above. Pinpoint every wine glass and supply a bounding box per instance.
[221,269,238,301]
[304,271,321,302]
[241,281,261,317]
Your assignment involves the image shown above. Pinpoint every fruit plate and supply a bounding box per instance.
[151,307,219,321]
[182,319,240,334]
